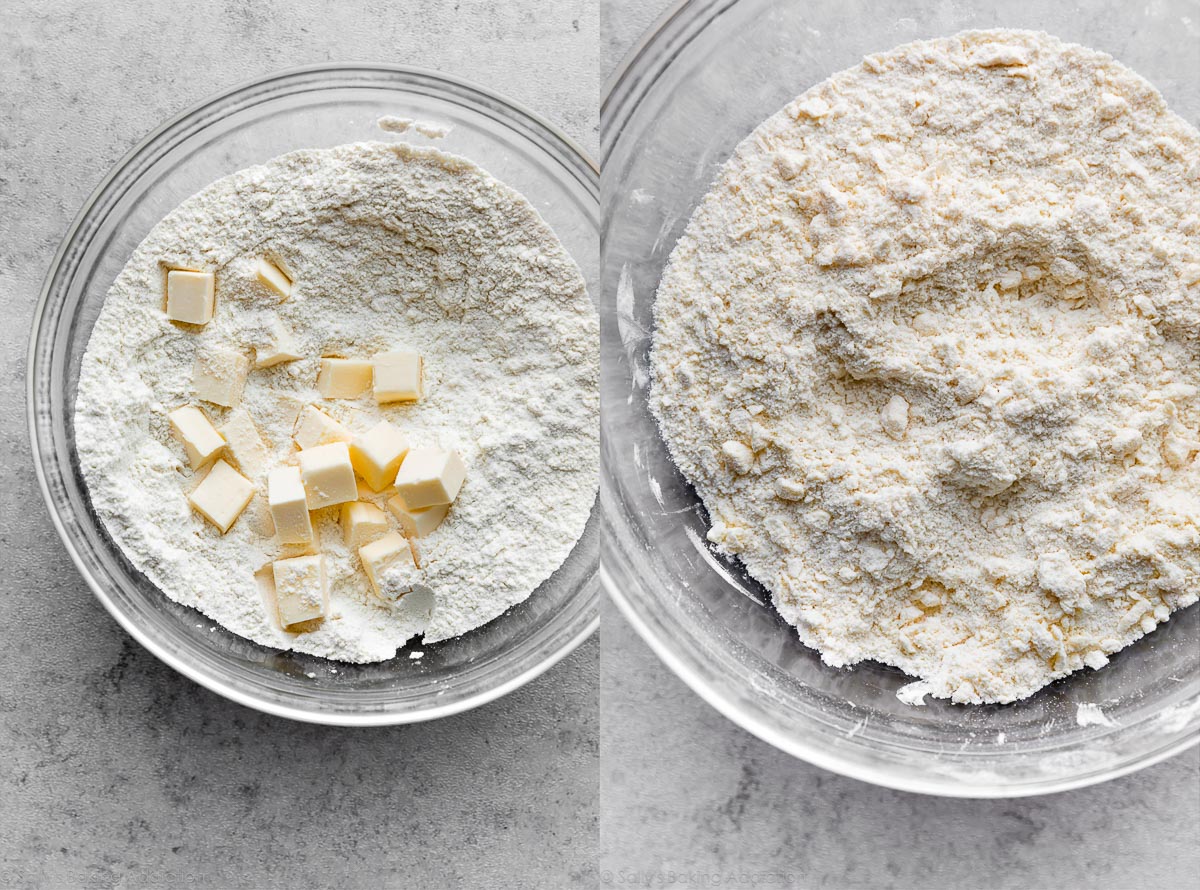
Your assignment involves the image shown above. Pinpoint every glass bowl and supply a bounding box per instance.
[29,65,599,725]
[601,0,1200,795]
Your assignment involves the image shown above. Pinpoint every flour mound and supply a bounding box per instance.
[651,31,1200,703]
[76,142,598,662]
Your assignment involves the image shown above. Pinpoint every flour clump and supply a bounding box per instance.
[651,30,1200,703]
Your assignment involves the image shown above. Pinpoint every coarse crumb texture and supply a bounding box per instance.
[650,30,1200,704]
[75,141,598,662]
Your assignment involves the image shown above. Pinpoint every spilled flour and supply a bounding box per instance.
[651,31,1200,703]
[76,142,598,662]
[377,116,452,139]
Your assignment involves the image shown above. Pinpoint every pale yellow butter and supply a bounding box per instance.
[167,405,225,470]
[387,497,449,538]
[293,405,352,450]
[272,553,328,629]
[254,562,280,622]
[254,318,302,368]
[393,447,466,509]
[349,421,410,491]
[188,459,254,533]
[340,501,389,549]
[317,358,373,399]
[255,257,293,298]
[359,531,417,602]
[373,351,422,403]
[194,346,251,407]
[166,269,214,325]
[219,407,269,478]
[268,465,313,545]
[298,441,358,509]
[244,495,277,539]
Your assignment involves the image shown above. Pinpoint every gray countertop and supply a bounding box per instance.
[599,4,1199,890]
[0,2,596,888]
[3,1,1199,888]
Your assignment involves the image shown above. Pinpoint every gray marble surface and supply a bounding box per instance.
[0,2,596,888]
[4,1,1200,888]
[599,2,1200,889]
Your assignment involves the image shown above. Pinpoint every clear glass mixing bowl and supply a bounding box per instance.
[29,65,599,725]
[601,0,1200,795]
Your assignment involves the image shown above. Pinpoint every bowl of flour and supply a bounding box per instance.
[30,66,599,724]
[602,2,1199,794]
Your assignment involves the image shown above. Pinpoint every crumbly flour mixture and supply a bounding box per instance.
[651,31,1200,704]
[76,142,598,662]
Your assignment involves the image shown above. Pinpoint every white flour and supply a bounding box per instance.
[75,141,598,662]
[651,31,1200,703]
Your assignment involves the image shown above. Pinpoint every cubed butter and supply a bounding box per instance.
[166,269,215,325]
[244,496,276,539]
[293,405,352,450]
[317,357,373,399]
[268,466,313,545]
[348,421,410,491]
[407,538,425,569]
[272,554,328,630]
[298,441,358,509]
[254,318,302,368]
[392,448,466,509]
[255,257,293,298]
[254,562,280,621]
[387,496,449,538]
[373,351,422,403]
[359,531,417,602]
[194,346,251,407]
[340,501,389,549]
[167,405,225,470]
[187,459,254,533]
[219,407,269,478]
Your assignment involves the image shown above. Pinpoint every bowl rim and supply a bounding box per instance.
[28,62,600,727]
[599,0,1200,796]
[603,566,1199,798]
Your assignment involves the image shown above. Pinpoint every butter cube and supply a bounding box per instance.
[387,496,449,538]
[254,318,302,368]
[393,448,466,509]
[268,466,313,545]
[254,562,280,618]
[255,257,293,298]
[317,358,373,399]
[194,346,251,407]
[359,531,417,602]
[349,421,410,491]
[298,441,358,509]
[244,496,276,539]
[340,501,389,549]
[373,351,422,403]
[219,408,269,478]
[272,554,328,629]
[188,459,254,533]
[293,405,352,450]
[166,269,214,325]
[168,405,225,470]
